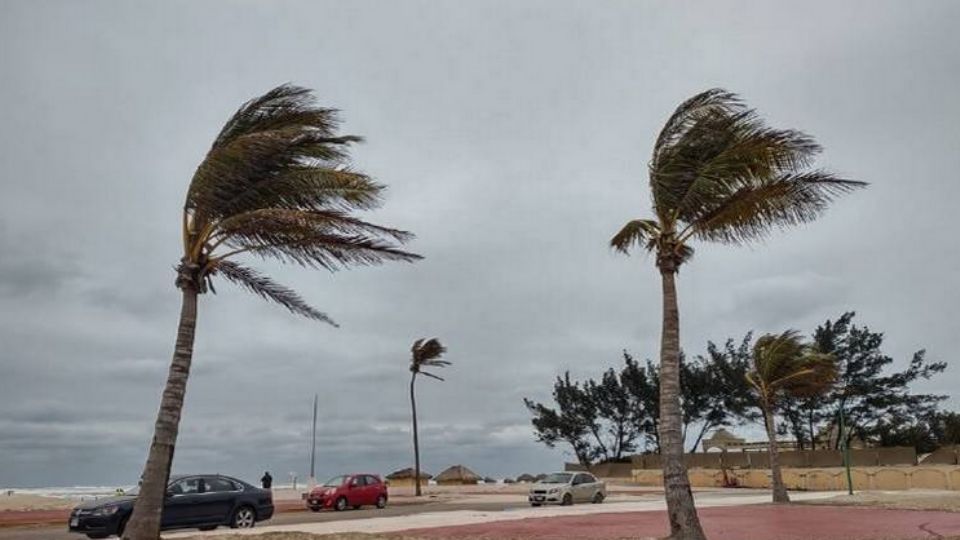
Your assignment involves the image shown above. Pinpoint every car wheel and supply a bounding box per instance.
[231,506,256,529]
[334,496,348,512]
[561,493,573,506]
[376,495,387,509]
[309,505,322,512]
[592,492,605,504]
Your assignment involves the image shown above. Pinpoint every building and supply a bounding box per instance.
[435,465,482,485]
[385,467,432,488]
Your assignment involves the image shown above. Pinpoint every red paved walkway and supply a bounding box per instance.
[397,505,960,540]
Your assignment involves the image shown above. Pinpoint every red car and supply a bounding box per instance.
[305,474,388,512]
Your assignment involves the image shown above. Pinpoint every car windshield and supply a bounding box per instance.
[322,475,347,487]
[541,473,573,484]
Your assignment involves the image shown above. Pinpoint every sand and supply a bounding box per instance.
[0,493,75,512]
[797,489,960,512]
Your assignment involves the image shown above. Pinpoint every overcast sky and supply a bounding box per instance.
[1,0,958,488]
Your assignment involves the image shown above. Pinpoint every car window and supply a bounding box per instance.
[322,475,347,487]
[573,474,591,485]
[206,477,238,492]
[365,475,380,486]
[351,476,365,486]
[170,477,202,495]
[541,473,573,484]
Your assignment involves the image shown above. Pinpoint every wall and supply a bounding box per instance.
[630,465,960,491]
[630,447,917,470]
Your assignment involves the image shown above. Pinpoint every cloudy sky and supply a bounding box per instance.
[1,0,958,488]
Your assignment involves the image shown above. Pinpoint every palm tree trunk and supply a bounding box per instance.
[410,373,422,497]
[123,286,198,540]
[763,406,790,503]
[658,269,707,540]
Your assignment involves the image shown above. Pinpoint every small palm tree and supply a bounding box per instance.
[409,338,450,497]
[611,89,864,539]
[748,331,836,503]
[123,85,420,540]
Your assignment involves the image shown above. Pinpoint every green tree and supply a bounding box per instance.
[611,89,863,539]
[747,331,836,503]
[409,338,450,496]
[124,85,420,540]
[778,312,946,449]
[524,373,606,465]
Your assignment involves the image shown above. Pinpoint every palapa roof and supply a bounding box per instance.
[435,464,481,482]
[385,467,432,480]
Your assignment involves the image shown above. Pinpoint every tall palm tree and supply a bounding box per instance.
[409,338,450,497]
[611,89,864,539]
[123,84,420,540]
[748,331,836,503]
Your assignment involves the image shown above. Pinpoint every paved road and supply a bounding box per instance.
[0,502,521,540]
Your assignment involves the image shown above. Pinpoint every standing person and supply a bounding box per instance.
[261,471,273,490]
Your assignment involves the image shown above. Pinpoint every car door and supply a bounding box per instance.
[572,474,591,502]
[200,476,240,524]
[363,475,381,505]
[162,477,205,527]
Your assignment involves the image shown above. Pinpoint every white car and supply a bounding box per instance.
[527,472,606,506]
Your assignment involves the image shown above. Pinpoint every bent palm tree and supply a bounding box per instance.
[611,89,864,539]
[748,331,836,503]
[124,84,420,540]
[409,338,450,497]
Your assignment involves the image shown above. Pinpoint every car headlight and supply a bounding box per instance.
[548,488,560,494]
[93,506,119,516]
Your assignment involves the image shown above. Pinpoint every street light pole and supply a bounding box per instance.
[310,393,318,483]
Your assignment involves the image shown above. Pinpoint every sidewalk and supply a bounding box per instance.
[167,491,842,537]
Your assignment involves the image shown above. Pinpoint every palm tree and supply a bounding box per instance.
[409,338,450,497]
[123,84,420,540]
[747,331,836,503]
[611,89,864,539]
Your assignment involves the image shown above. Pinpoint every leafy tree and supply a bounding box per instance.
[635,354,740,453]
[873,410,960,453]
[610,88,863,539]
[526,348,754,462]
[587,365,643,460]
[778,312,946,450]
[524,373,609,465]
[747,331,836,503]
[409,338,451,496]
[124,85,419,540]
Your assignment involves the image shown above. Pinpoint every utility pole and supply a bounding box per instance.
[839,401,853,495]
[310,394,318,483]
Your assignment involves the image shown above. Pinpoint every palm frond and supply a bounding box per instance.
[213,83,344,149]
[610,219,660,254]
[212,260,337,325]
[689,171,866,244]
[750,330,837,404]
[653,88,742,164]
[645,88,866,252]
[411,338,449,375]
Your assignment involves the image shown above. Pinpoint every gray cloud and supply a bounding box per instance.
[1,0,959,488]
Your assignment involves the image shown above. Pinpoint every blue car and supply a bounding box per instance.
[68,474,274,538]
